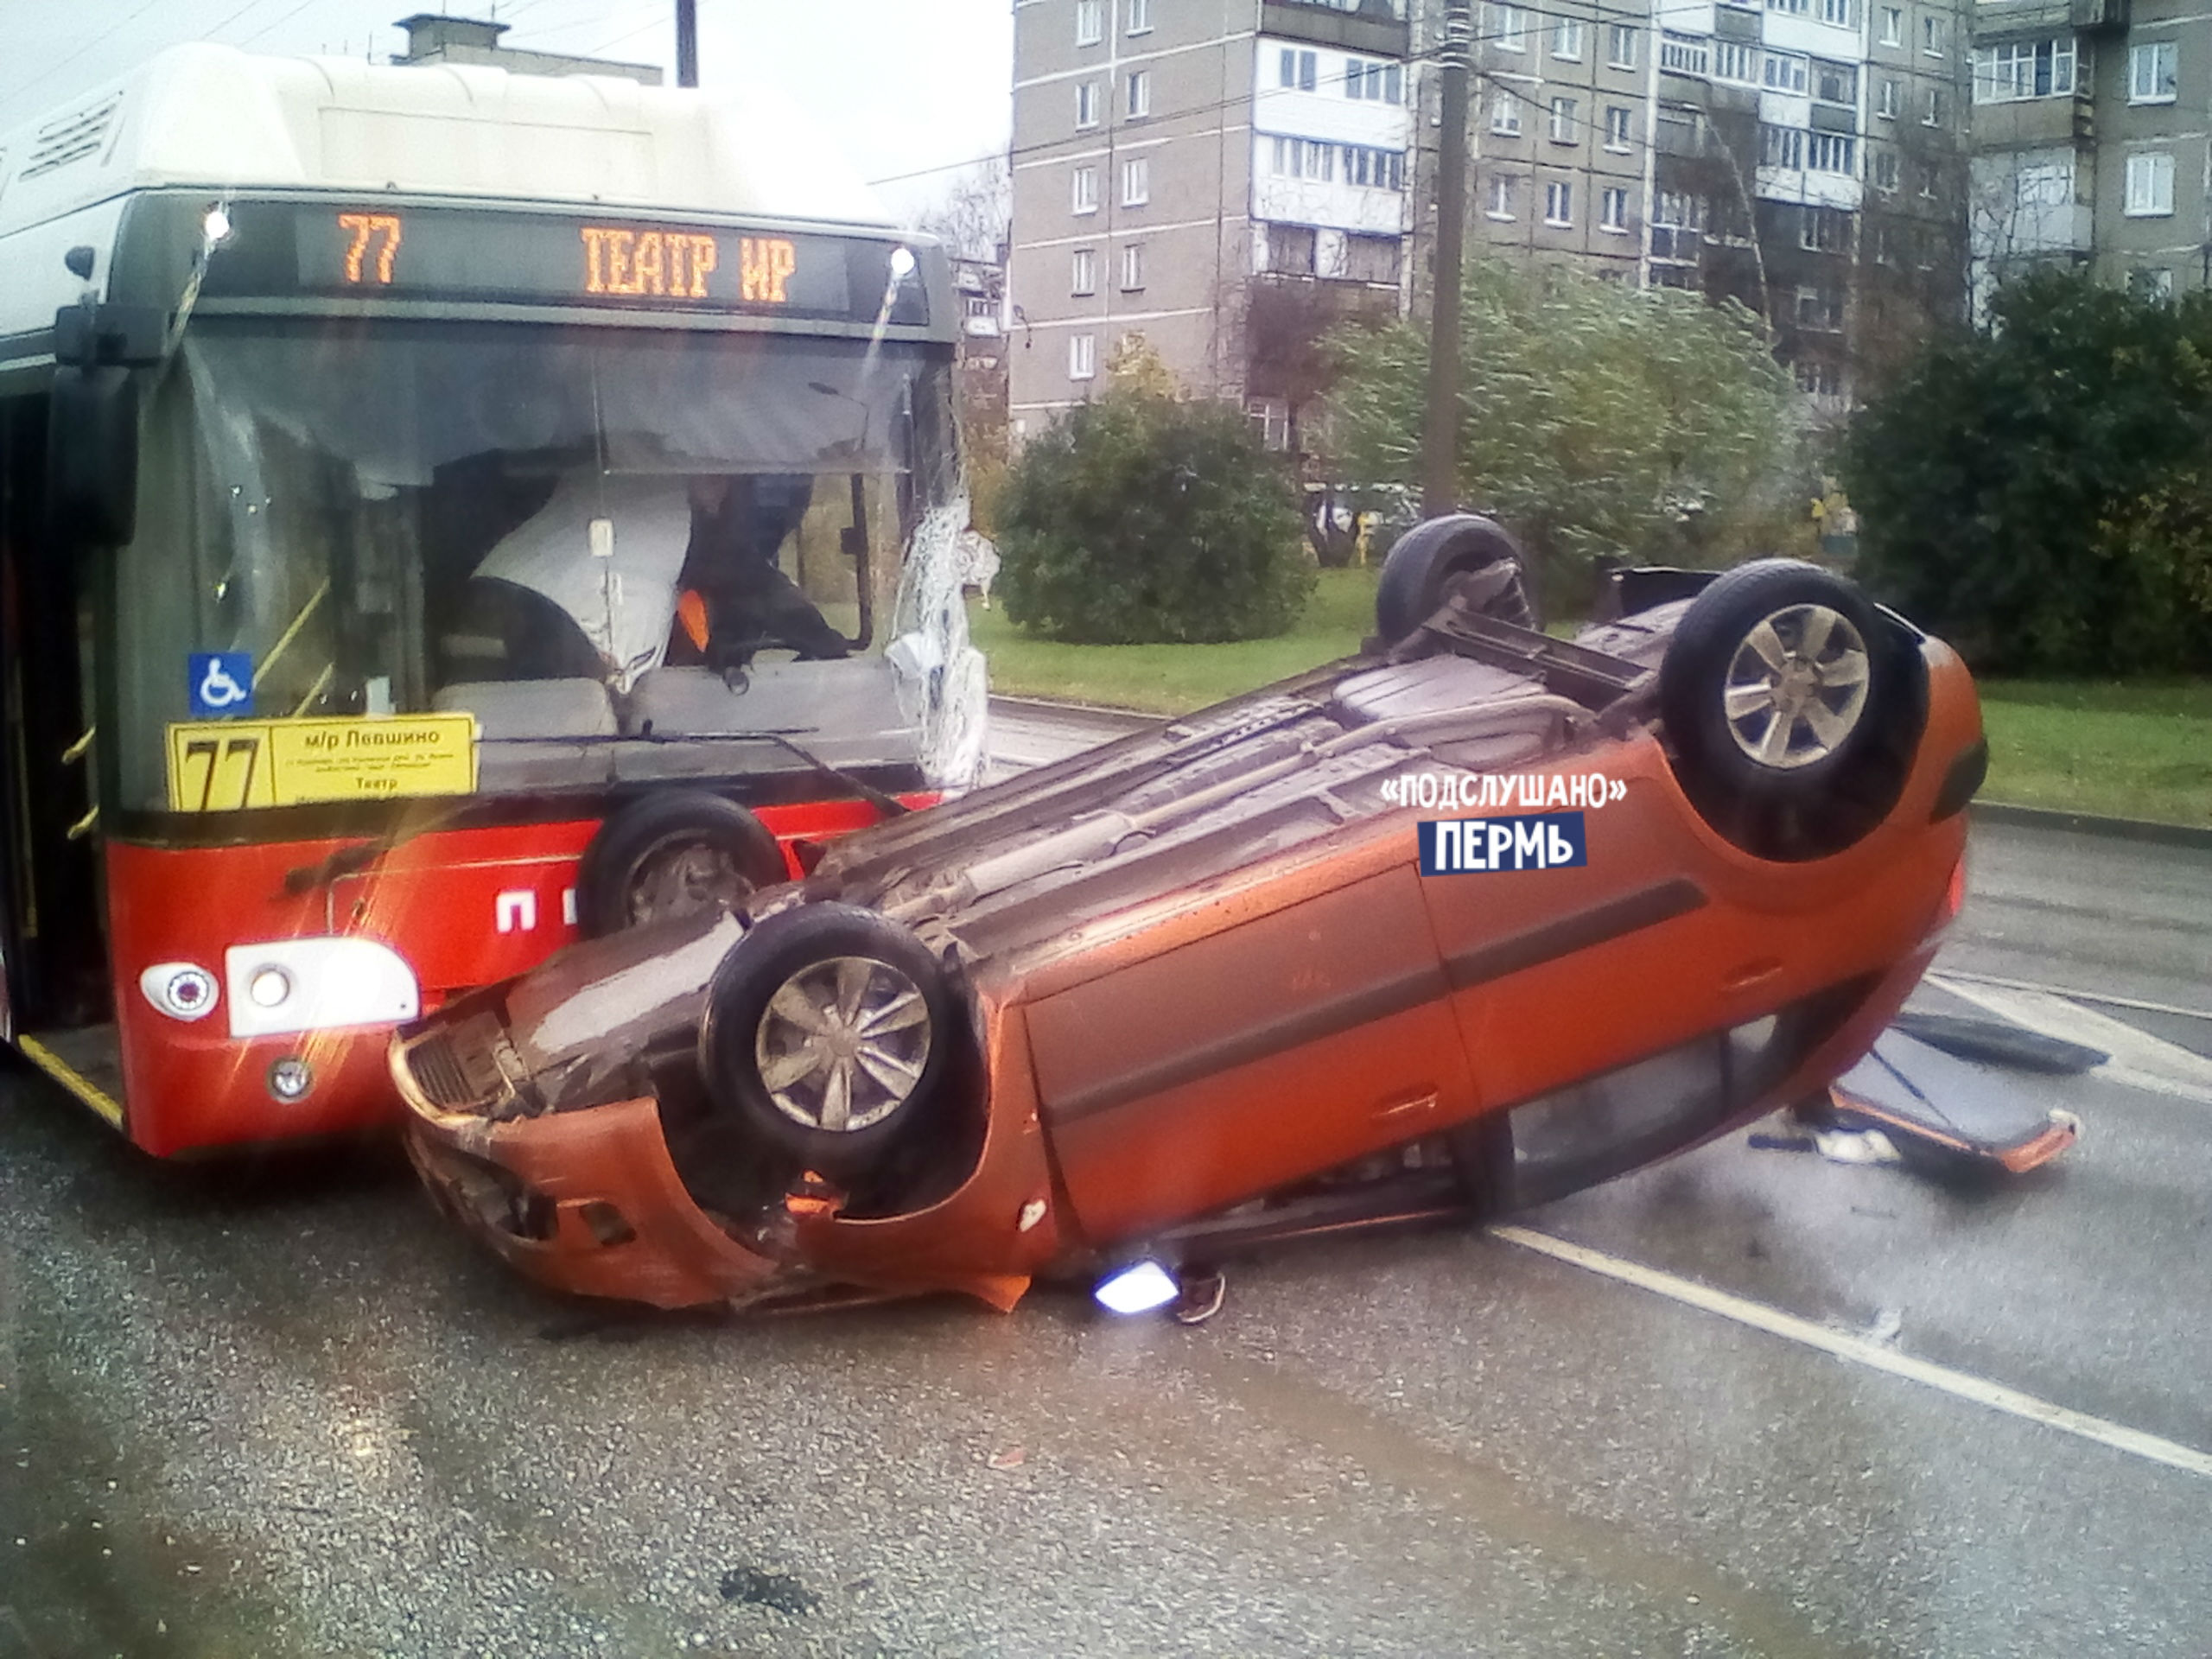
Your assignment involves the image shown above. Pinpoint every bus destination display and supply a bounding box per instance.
[194,201,924,324]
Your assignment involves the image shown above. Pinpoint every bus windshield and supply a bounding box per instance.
[113,317,966,817]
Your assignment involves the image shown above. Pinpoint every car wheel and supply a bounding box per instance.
[697,903,956,1178]
[1373,513,1541,645]
[1659,561,1911,859]
[577,791,788,937]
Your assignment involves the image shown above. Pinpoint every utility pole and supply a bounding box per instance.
[1421,0,1471,518]
[676,0,698,87]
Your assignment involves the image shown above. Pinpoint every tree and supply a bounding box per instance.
[1329,259,1810,612]
[914,158,1010,262]
[1843,269,2212,674]
[996,387,1313,645]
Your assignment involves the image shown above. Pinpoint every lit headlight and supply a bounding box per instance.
[224,938,419,1039]
[248,967,293,1009]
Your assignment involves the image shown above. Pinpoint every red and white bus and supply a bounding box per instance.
[0,44,984,1154]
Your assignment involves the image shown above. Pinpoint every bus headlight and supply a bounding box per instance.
[224,938,419,1039]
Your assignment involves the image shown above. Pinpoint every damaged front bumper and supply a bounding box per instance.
[403,1096,807,1309]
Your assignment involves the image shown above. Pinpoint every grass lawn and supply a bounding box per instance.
[1975,679,2212,827]
[969,567,1382,715]
[972,575,2212,827]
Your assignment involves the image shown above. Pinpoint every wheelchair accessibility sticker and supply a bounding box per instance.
[188,652,254,718]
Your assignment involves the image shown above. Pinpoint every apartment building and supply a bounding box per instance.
[1465,0,1649,279]
[1007,0,1415,444]
[1967,0,2201,308]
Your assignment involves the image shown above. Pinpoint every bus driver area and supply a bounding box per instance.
[0,41,983,1156]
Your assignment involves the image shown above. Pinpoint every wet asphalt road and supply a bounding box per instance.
[1,705,2209,1657]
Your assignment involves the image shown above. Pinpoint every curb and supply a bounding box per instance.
[1970,801,2212,851]
[993,698,2212,851]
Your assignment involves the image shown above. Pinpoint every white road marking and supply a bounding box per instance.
[1925,974,2212,1106]
[1931,969,2212,1027]
[1492,1224,2212,1482]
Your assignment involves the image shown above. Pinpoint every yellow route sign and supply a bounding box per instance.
[166,715,478,811]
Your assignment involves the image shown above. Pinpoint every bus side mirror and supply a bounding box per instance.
[48,365,141,549]
[46,302,164,550]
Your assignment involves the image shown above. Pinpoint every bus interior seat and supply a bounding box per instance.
[623,662,913,747]
[433,678,619,741]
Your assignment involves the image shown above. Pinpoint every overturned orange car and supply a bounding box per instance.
[391,520,1986,1315]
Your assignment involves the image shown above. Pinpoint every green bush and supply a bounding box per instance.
[997,390,1314,644]
[1844,269,2212,675]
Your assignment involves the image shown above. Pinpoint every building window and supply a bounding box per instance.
[1799,206,1853,251]
[1344,57,1404,103]
[1764,52,1808,94]
[1877,77,1897,118]
[1554,18,1584,60]
[1878,6,1902,46]
[1660,32,1709,75]
[1760,124,1806,169]
[1972,38,2077,103]
[1600,186,1628,231]
[1608,23,1637,67]
[1807,131,1854,172]
[1795,359,1842,397]
[1812,59,1856,103]
[1650,190,1703,260]
[1077,81,1101,128]
[1248,397,1290,450]
[1769,0,1808,14]
[1071,247,1096,295]
[1922,16,1944,56]
[2132,266,2176,301]
[1122,157,1150,205]
[1818,0,1853,28]
[1715,41,1758,83]
[2126,151,2175,214]
[1493,4,1527,52]
[1279,48,1319,90]
[1126,69,1151,118]
[1796,286,1845,330]
[1121,243,1145,290]
[1604,105,1632,149]
[1872,148,1899,190]
[1486,174,1517,218]
[1544,180,1573,226]
[1271,137,1338,180]
[1268,223,1318,275]
[1344,145,1407,189]
[1070,334,1096,380]
[1071,164,1098,213]
[1923,87,1944,126]
[1549,96,1578,143]
[1076,0,1103,48]
[1127,0,1152,35]
[1343,232,1402,283]
[2130,41,2178,104]
[1490,92,1522,135]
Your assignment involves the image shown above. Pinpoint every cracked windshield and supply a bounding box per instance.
[0,0,2206,1654]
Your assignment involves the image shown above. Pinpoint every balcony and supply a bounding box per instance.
[1969,0,2125,41]
[1260,0,1411,57]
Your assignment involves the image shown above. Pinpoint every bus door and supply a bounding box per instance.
[0,390,111,1041]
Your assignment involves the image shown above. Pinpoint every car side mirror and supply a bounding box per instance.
[46,302,165,550]
[48,364,141,549]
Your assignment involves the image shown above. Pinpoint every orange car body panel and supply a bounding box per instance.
[398,629,1982,1313]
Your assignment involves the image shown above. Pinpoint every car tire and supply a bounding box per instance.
[1373,513,1541,645]
[696,903,957,1179]
[1659,560,1913,860]
[577,791,789,937]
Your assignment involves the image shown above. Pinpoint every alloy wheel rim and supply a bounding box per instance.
[753,955,932,1133]
[1720,602,1872,771]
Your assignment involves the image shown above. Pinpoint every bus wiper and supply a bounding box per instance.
[752,733,913,820]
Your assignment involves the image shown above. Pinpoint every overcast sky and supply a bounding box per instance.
[0,0,1012,219]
